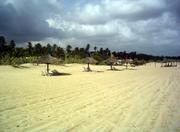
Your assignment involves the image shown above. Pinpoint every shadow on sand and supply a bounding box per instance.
[12,65,30,69]
[107,68,124,71]
[42,70,72,76]
[50,72,72,76]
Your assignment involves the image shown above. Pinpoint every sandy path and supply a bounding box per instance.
[0,63,179,132]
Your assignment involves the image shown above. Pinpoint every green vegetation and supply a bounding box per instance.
[0,36,179,66]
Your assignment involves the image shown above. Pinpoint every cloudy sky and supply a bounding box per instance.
[0,0,180,56]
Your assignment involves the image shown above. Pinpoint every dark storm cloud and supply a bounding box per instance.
[167,0,180,20]
[0,0,180,56]
[0,0,64,42]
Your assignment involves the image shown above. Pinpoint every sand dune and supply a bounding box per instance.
[0,63,180,132]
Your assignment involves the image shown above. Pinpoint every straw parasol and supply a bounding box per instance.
[105,57,117,70]
[83,57,97,71]
[38,54,59,74]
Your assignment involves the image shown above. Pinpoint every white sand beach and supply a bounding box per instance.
[0,63,180,132]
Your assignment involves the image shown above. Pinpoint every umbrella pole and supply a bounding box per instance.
[47,63,49,74]
[87,63,90,71]
[110,65,113,70]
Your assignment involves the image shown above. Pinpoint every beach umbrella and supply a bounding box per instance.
[161,58,167,67]
[39,54,59,74]
[105,57,117,70]
[83,57,97,71]
[125,59,133,69]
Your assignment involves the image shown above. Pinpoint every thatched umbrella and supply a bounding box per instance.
[83,57,97,71]
[39,54,59,74]
[161,58,167,67]
[105,57,117,70]
[125,59,133,69]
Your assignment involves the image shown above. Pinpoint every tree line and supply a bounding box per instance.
[0,36,179,65]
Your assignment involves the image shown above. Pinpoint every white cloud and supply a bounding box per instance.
[1,0,180,55]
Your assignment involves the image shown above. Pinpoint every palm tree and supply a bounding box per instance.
[85,44,90,52]
[94,46,97,52]
[0,36,6,53]
[34,43,42,56]
[46,43,52,54]
[28,42,33,56]
[66,45,72,54]
[7,40,16,56]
